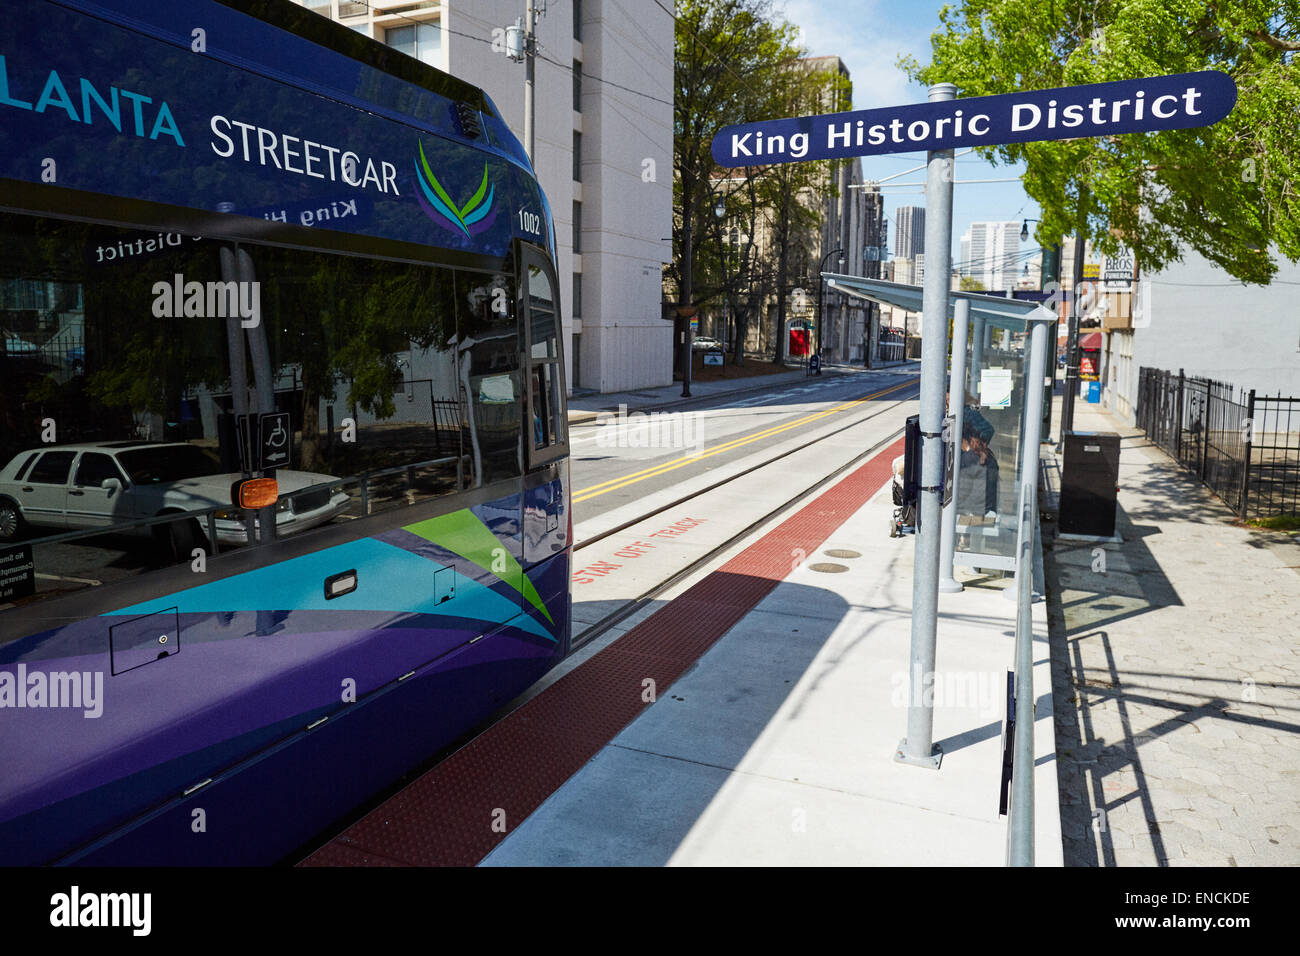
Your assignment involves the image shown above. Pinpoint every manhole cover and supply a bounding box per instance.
[824,549,861,559]
[808,562,849,573]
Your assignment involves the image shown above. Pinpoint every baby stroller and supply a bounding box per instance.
[889,415,922,538]
[889,455,917,537]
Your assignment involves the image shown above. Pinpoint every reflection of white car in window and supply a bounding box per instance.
[691,335,724,352]
[0,441,350,546]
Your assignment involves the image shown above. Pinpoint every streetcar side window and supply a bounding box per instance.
[251,245,465,516]
[0,209,522,607]
[523,256,566,468]
[457,264,523,487]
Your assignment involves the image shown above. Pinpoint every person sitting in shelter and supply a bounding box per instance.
[956,416,999,524]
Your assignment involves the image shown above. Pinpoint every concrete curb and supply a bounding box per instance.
[567,361,921,425]
[566,369,838,424]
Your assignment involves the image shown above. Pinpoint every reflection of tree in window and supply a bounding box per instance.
[0,215,229,452]
[457,265,520,486]
[258,247,462,509]
[524,261,564,458]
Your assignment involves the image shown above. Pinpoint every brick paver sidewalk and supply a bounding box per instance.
[1046,404,1300,866]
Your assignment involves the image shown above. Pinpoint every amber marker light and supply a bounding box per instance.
[231,477,279,509]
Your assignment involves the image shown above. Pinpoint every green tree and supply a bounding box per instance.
[903,0,1300,283]
[753,59,850,362]
[959,275,987,291]
[670,0,831,363]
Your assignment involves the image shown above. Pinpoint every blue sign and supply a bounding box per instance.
[0,0,544,258]
[259,412,292,470]
[712,72,1236,167]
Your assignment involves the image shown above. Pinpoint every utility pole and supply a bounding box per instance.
[1060,225,1086,440]
[506,2,542,162]
[680,199,694,397]
[523,0,536,163]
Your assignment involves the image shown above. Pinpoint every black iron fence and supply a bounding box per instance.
[1137,367,1299,518]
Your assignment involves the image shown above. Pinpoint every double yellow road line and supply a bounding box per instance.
[572,377,918,504]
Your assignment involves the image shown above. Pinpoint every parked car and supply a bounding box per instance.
[0,441,350,547]
[692,335,724,352]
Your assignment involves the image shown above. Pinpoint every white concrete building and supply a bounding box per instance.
[890,254,923,287]
[293,1,674,393]
[1102,247,1300,421]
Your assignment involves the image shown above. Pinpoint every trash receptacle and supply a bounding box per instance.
[1086,381,1101,403]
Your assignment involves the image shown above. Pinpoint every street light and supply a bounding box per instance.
[682,201,727,399]
[815,248,844,373]
[714,200,727,358]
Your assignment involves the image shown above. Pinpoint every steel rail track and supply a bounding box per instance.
[569,395,915,651]
[572,379,919,555]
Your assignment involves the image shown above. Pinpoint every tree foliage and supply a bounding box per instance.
[902,0,1300,284]
[672,0,849,361]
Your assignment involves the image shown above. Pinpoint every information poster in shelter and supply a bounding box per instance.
[979,368,1013,408]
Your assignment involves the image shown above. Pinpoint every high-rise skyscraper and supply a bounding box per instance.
[894,206,925,260]
[961,221,1020,290]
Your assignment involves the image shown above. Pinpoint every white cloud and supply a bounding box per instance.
[778,0,930,109]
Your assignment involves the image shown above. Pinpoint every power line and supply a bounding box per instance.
[316,1,675,108]
[535,52,673,107]
[650,0,765,102]
[606,0,674,64]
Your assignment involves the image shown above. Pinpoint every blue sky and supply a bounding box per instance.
[779,0,1043,266]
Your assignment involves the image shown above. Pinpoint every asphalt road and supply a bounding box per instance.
[569,367,921,525]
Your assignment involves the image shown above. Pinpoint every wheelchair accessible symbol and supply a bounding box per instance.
[259,412,292,470]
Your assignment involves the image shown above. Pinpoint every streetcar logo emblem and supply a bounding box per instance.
[413,142,495,237]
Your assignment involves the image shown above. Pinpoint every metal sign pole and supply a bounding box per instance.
[1007,315,1050,865]
[896,82,955,770]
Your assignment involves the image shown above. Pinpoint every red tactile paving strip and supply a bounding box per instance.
[299,438,905,867]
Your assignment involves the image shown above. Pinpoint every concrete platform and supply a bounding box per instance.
[302,433,1060,867]
[484,461,1062,866]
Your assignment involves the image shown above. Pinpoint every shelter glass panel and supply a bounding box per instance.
[953,313,1030,569]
